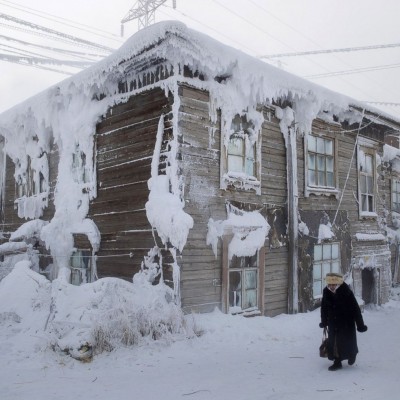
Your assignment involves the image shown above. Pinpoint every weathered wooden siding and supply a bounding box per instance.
[91,88,173,281]
[261,111,289,317]
[2,146,58,231]
[178,84,222,314]
[178,84,289,317]
[0,141,58,271]
[297,118,391,309]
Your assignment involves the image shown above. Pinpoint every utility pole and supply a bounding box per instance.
[121,0,176,36]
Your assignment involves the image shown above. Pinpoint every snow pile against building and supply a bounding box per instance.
[0,261,192,361]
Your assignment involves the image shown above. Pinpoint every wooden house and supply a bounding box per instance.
[0,21,399,317]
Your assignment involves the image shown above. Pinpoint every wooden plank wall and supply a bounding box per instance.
[261,111,289,317]
[91,88,173,281]
[1,143,58,271]
[297,118,391,308]
[178,84,289,317]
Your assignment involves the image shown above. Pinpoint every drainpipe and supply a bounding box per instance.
[287,124,299,314]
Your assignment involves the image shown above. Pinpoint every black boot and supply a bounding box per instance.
[328,359,342,371]
[348,355,356,366]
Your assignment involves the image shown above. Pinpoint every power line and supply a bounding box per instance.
[0,53,73,75]
[260,42,400,59]
[0,34,104,61]
[364,101,400,107]
[0,52,92,68]
[159,5,260,56]
[212,0,296,52]
[304,62,400,79]
[0,0,122,43]
[0,13,114,53]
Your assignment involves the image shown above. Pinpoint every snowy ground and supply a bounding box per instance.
[0,263,399,400]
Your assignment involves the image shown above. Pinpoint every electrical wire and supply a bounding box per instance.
[304,63,400,79]
[246,0,400,115]
[212,0,296,52]
[0,52,75,74]
[159,4,260,56]
[260,43,400,59]
[0,13,114,52]
[0,0,123,43]
[0,34,108,60]
[0,21,112,53]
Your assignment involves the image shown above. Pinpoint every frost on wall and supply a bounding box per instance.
[318,212,335,243]
[207,205,270,260]
[0,82,110,279]
[145,109,194,302]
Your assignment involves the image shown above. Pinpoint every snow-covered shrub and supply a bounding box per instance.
[90,300,185,355]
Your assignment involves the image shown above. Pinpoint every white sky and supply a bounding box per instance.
[1,0,400,118]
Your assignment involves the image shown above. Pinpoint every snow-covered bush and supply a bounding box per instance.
[0,260,192,361]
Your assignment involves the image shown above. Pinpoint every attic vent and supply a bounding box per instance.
[215,74,231,83]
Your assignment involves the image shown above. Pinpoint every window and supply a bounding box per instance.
[313,242,340,298]
[305,133,338,198]
[72,145,89,184]
[16,155,47,198]
[70,250,92,285]
[227,115,257,177]
[221,114,261,193]
[392,179,400,213]
[229,254,258,313]
[307,135,334,188]
[358,147,376,215]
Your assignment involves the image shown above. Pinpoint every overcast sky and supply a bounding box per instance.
[1,0,399,119]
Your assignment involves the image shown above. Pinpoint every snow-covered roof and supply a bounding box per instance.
[0,20,398,128]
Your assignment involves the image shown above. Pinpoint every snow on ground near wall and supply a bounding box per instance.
[0,262,399,399]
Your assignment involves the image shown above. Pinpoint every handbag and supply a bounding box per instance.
[319,327,328,358]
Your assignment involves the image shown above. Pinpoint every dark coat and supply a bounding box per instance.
[320,282,365,361]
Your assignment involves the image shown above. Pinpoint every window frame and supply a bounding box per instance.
[222,232,265,316]
[16,154,47,199]
[220,113,262,194]
[357,140,378,218]
[392,178,400,213]
[70,249,93,285]
[312,242,341,299]
[72,145,90,184]
[304,132,339,198]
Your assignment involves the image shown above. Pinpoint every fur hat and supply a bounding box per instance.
[325,272,344,285]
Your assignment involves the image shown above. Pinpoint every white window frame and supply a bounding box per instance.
[221,114,261,194]
[313,242,341,299]
[304,132,339,198]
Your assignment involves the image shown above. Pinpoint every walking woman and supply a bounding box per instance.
[320,272,368,371]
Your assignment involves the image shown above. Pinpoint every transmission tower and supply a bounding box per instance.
[121,0,176,36]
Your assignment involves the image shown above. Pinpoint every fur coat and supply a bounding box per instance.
[320,282,366,361]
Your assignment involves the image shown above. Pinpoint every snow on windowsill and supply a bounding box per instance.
[355,232,386,242]
[360,211,378,219]
[14,192,48,220]
[0,241,29,255]
[229,306,260,317]
[221,172,261,194]
[305,186,339,199]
